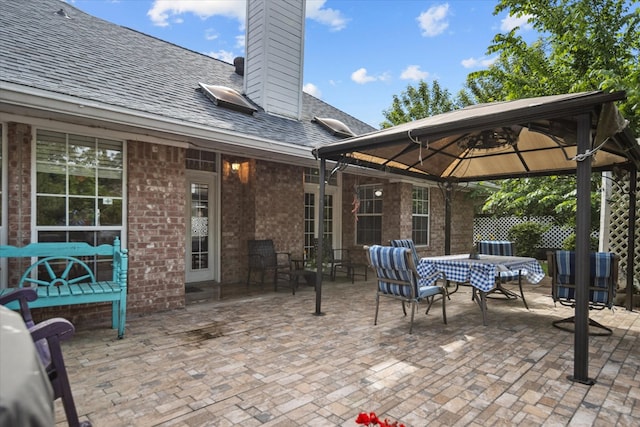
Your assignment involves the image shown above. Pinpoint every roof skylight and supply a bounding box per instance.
[199,83,257,115]
[312,117,356,138]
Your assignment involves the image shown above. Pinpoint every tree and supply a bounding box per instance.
[380,80,464,128]
[461,0,639,231]
[463,0,640,133]
[481,176,603,229]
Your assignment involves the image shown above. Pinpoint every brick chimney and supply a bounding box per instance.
[244,0,305,120]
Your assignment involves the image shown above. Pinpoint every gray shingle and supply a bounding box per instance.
[0,0,376,150]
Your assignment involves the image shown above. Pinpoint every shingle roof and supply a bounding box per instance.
[0,0,376,152]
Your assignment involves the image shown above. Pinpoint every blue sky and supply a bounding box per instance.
[67,1,536,128]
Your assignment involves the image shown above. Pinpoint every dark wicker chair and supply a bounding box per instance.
[312,237,351,281]
[247,239,291,291]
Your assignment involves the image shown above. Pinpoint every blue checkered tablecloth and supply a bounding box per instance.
[417,254,546,292]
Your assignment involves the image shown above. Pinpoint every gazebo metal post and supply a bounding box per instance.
[626,168,637,311]
[572,113,593,384]
[315,159,326,316]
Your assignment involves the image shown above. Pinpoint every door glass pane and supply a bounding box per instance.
[191,183,209,270]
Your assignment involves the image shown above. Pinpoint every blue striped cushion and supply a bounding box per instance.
[555,251,615,304]
[478,241,525,282]
[390,239,420,267]
[477,241,514,256]
[368,245,415,298]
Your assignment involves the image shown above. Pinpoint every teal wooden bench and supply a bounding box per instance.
[0,238,128,339]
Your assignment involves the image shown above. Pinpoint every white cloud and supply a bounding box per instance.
[400,65,430,81]
[207,49,235,64]
[147,0,246,27]
[235,35,245,49]
[351,68,390,84]
[306,0,349,31]
[205,29,218,41]
[461,56,498,69]
[500,14,534,32]
[148,1,348,32]
[417,3,450,37]
[303,83,322,98]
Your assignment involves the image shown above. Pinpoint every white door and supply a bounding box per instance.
[186,171,216,283]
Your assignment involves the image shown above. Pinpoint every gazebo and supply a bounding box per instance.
[312,90,640,384]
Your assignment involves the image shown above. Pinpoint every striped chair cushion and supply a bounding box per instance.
[555,251,615,304]
[477,240,526,282]
[477,240,514,256]
[368,245,415,298]
[390,239,420,267]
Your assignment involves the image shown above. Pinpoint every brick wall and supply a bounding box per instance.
[221,158,304,284]
[126,141,186,313]
[339,174,475,262]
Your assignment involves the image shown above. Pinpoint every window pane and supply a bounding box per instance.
[69,166,95,196]
[36,130,124,237]
[356,216,382,245]
[37,196,65,226]
[99,199,122,226]
[69,198,95,226]
[412,186,430,246]
[68,134,96,167]
[412,216,429,245]
[97,139,123,169]
[98,168,123,197]
[37,170,66,194]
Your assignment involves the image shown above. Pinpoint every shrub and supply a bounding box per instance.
[562,233,599,251]
[507,222,549,258]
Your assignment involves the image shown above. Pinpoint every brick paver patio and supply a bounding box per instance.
[56,277,639,426]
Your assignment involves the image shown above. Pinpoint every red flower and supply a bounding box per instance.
[355,412,371,424]
[355,411,405,426]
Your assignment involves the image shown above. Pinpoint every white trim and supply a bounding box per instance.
[0,122,6,288]
[0,112,188,149]
[1,84,316,159]
[185,168,219,283]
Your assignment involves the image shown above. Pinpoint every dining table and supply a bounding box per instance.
[417,254,546,325]
[0,305,54,426]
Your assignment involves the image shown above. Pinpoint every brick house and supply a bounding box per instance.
[0,0,475,323]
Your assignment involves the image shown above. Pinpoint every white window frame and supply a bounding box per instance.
[412,185,430,246]
[32,127,127,247]
[356,184,383,245]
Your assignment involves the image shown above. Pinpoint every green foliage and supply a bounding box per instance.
[380,80,466,128]
[481,175,602,229]
[562,233,599,251]
[463,0,639,134]
[507,222,550,257]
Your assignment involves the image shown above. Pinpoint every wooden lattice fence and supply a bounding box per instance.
[605,171,640,293]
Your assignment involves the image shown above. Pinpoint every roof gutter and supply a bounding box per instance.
[0,82,315,161]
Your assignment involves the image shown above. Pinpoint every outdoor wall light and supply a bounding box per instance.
[231,162,241,173]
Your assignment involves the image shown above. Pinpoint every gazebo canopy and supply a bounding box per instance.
[312,90,639,385]
[313,91,639,182]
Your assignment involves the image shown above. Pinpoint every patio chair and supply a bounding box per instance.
[389,239,420,266]
[547,250,619,336]
[366,245,447,334]
[0,288,92,427]
[312,237,351,281]
[477,240,529,309]
[247,239,291,291]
